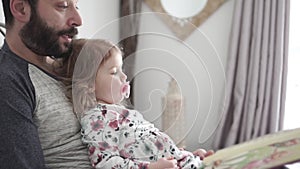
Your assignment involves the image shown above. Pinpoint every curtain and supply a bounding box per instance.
[119,0,142,105]
[213,0,290,149]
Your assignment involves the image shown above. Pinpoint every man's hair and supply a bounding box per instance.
[2,0,38,28]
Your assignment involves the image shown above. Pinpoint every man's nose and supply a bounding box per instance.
[67,5,82,27]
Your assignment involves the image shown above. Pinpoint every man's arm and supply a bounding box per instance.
[0,68,46,168]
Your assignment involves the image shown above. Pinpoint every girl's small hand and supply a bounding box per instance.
[193,148,214,160]
[148,157,178,169]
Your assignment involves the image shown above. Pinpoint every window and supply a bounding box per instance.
[284,0,300,130]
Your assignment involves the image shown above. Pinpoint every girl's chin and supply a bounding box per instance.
[111,96,124,104]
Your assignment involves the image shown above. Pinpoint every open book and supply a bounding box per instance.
[201,128,300,169]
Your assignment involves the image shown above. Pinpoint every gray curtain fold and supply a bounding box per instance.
[213,0,290,149]
[119,0,142,105]
[119,0,142,59]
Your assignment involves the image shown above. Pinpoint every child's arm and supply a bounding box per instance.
[91,149,177,169]
[91,150,149,169]
[148,157,178,169]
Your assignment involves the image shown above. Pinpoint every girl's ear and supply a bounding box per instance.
[10,0,31,23]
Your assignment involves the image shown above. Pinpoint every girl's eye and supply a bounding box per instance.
[111,70,118,75]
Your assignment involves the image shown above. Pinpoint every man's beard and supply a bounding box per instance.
[19,11,78,58]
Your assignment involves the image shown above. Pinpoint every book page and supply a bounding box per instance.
[203,128,300,169]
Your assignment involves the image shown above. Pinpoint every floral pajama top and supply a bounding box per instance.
[81,104,202,169]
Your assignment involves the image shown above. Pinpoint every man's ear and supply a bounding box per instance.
[10,0,31,23]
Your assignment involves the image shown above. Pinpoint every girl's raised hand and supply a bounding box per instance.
[193,148,214,160]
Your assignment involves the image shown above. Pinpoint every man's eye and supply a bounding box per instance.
[57,2,69,9]
[111,71,117,75]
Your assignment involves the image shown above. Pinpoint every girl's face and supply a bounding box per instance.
[95,50,128,104]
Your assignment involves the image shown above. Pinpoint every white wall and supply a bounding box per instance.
[77,0,120,42]
[134,0,235,151]
[0,1,4,46]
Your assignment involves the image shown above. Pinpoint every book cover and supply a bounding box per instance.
[202,128,300,169]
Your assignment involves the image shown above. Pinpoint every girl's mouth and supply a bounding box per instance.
[121,81,130,98]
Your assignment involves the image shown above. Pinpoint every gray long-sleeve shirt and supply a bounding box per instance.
[0,42,92,169]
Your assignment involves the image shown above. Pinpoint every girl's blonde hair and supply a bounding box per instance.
[59,38,121,119]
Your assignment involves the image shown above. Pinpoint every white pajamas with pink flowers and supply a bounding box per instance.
[81,104,202,169]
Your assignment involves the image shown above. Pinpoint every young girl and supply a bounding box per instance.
[60,39,213,169]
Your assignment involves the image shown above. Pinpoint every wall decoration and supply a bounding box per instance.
[144,0,226,40]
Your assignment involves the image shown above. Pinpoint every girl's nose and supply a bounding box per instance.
[121,72,127,82]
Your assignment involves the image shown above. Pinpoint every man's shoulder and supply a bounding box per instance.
[0,47,30,81]
[0,48,36,116]
[0,49,34,92]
